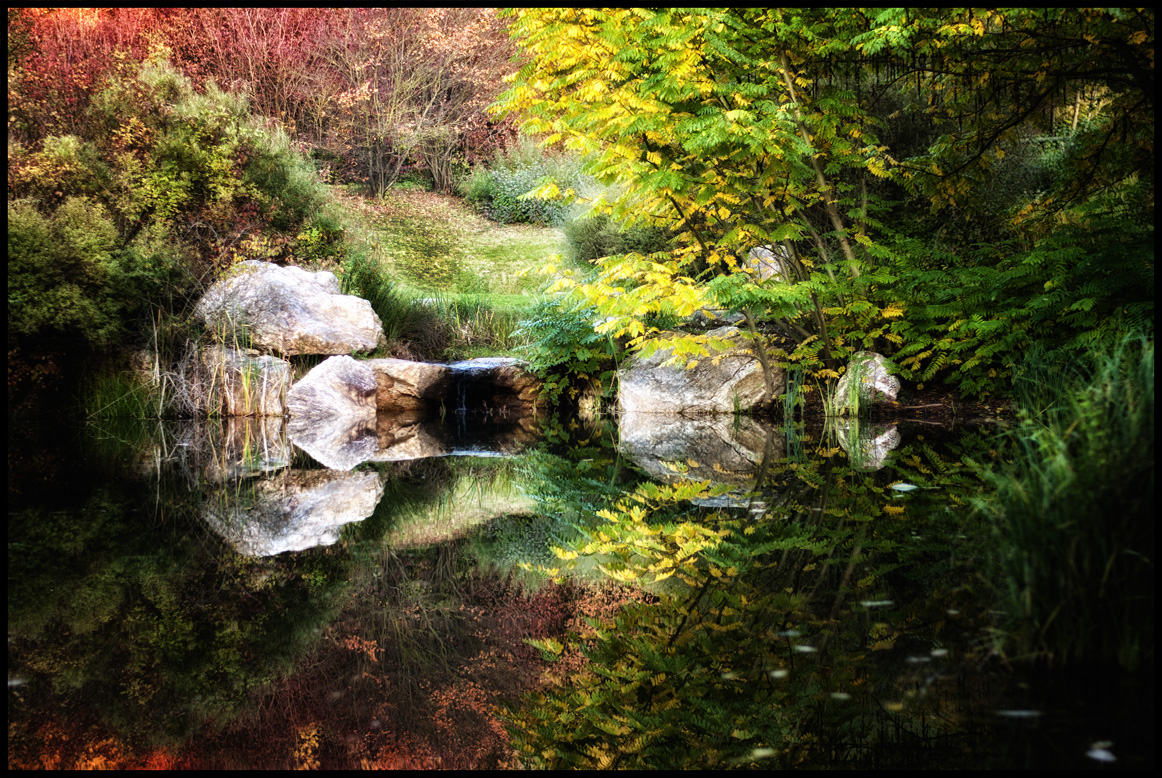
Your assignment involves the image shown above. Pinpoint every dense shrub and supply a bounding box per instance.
[8,198,126,351]
[7,49,335,412]
[562,214,673,265]
[461,137,591,225]
[515,298,622,404]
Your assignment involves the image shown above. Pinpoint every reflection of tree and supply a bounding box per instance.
[8,475,352,746]
[503,428,1006,768]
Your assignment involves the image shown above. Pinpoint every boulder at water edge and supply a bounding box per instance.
[179,344,290,417]
[195,260,386,356]
[832,351,900,413]
[618,326,783,415]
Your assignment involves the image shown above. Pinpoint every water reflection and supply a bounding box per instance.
[7,412,1151,770]
[202,469,385,557]
[290,408,543,470]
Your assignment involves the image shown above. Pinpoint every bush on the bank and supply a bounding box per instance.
[562,214,673,265]
[461,137,590,226]
[8,198,126,351]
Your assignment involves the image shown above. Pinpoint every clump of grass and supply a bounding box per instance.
[82,369,161,421]
[974,334,1154,670]
[340,251,529,361]
[341,250,435,349]
[423,294,528,360]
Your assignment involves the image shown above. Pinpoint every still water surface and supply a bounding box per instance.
[7,411,1152,769]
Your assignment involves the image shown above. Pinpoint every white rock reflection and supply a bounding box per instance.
[203,468,385,556]
[618,411,778,506]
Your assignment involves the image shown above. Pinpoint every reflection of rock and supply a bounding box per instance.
[372,411,451,460]
[834,420,901,471]
[619,411,779,506]
[195,261,385,356]
[289,414,379,471]
[202,469,385,557]
[618,326,784,415]
[289,410,544,469]
[134,417,291,482]
[368,411,542,462]
[201,416,291,482]
[833,351,900,413]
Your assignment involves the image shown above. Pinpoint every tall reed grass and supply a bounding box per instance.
[975,334,1154,670]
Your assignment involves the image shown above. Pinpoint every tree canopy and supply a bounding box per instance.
[496,8,1153,394]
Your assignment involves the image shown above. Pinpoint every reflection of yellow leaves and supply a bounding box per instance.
[294,724,321,770]
[883,504,905,516]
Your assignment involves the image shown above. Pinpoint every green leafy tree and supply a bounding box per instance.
[495,9,1153,396]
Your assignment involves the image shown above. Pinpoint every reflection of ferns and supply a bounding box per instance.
[505,424,1004,768]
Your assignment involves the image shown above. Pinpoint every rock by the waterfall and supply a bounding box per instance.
[618,326,783,415]
[202,469,384,556]
[195,260,386,356]
[832,351,900,414]
[448,357,544,415]
[287,356,379,469]
[181,344,290,417]
[364,356,543,414]
[288,355,378,420]
[364,358,453,411]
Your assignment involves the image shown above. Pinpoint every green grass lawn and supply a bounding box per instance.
[337,186,565,303]
[327,185,570,359]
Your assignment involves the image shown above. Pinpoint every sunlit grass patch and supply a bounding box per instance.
[338,186,563,299]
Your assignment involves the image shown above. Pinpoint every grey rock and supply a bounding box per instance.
[195,260,385,356]
[832,351,900,414]
[287,355,378,421]
[745,244,794,282]
[287,356,379,469]
[618,326,783,415]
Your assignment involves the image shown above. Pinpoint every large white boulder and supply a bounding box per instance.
[618,326,783,415]
[195,261,385,356]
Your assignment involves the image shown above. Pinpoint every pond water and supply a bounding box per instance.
[7,409,1152,769]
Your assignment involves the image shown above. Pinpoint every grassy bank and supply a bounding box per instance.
[331,186,565,361]
[337,187,561,299]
